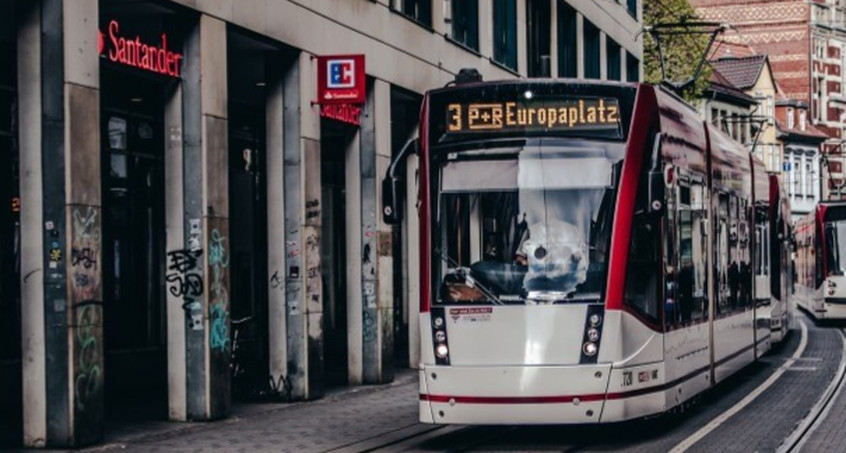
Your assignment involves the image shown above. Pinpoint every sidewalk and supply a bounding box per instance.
[62,369,420,453]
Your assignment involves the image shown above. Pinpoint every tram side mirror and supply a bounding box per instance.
[382,138,418,225]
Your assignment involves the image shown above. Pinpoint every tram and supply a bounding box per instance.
[382,75,791,424]
[795,201,846,320]
[758,174,793,341]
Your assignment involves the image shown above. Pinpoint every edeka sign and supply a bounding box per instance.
[316,55,365,104]
[99,20,183,78]
[320,103,362,126]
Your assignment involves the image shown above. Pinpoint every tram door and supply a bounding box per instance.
[320,119,353,387]
[101,70,167,414]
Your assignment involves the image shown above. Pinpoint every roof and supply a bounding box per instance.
[776,119,828,145]
[706,69,756,105]
[711,55,768,90]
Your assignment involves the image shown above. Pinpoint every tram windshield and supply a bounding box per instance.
[433,139,624,304]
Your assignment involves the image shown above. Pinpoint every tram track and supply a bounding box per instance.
[777,325,846,453]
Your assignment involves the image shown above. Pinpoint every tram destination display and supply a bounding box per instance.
[443,97,622,139]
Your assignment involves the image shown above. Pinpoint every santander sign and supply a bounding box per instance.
[99,20,183,78]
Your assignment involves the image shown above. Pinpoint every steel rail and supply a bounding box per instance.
[777,326,846,453]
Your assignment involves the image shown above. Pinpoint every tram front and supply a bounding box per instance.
[397,80,643,424]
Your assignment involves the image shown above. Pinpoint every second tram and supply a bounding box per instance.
[795,201,846,320]
[384,75,793,424]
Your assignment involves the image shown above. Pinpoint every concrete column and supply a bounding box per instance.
[347,132,363,385]
[165,84,186,421]
[171,14,230,421]
[599,32,607,80]
[266,56,288,394]
[478,0,493,61]
[360,79,394,384]
[20,0,102,447]
[550,0,558,78]
[282,52,323,400]
[405,154,420,369]
[576,13,584,78]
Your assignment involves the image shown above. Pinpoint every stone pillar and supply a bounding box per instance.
[282,52,323,400]
[550,0,559,78]
[360,79,394,384]
[19,0,102,447]
[266,56,288,395]
[169,13,230,421]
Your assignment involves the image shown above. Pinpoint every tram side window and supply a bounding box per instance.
[624,161,661,322]
[678,184,707,324]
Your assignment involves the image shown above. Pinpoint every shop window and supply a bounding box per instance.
[583,19,600,79]
[606,38,621,81]
[396,0,432,28]
[527,0,551,77]
[557,1,577,78]
[628,0,637,18]
[493,0,517,71]
[626,53,639,82]
[451,0,478,51]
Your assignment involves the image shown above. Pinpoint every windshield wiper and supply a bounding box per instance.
[434,248,504,305]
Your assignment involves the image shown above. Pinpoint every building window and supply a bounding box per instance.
[493,0,517,71]
[527,0,551,77]
[583,19,600,79]
[711,108,719,127]
[787,107,795,129]
[451,0,478,50]
[557,1,577,78]
[398,0,431,27]
[807,161,814,196]
[607,38,621,81]
[767,95,774,120]
[626,53,639,82]
[628,0,637,18]
[799,110,807,130]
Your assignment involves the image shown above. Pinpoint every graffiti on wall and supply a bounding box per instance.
[304,228,321,313]
[166,248,204,331]
[208,228,230,352]
[74,302,101,411]
[70,206,103,416]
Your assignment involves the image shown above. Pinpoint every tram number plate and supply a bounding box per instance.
[622,371,633,387]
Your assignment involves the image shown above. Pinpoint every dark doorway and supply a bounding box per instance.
[0,0,20,446]
[321,118,355,387]
[227,29,272,401]
[100,66,169,420]
[389,87,421,368]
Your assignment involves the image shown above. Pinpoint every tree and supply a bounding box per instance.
[643,0,715,99]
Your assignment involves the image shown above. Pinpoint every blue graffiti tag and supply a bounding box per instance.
[208,228,230,352]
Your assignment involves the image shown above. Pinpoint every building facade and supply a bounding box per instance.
[0,0,642,448]
[776,100,828,219]
[693,0,846,203]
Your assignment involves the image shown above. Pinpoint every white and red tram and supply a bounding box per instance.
[795,201,846,320]
[383,77,791,424]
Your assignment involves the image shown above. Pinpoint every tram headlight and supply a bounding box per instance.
[435,330,446,342]
[583,342,598,357]
[435,343,449,359]
[589,314,602,327]
[587,328,600,342]
[433,316,444,328]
